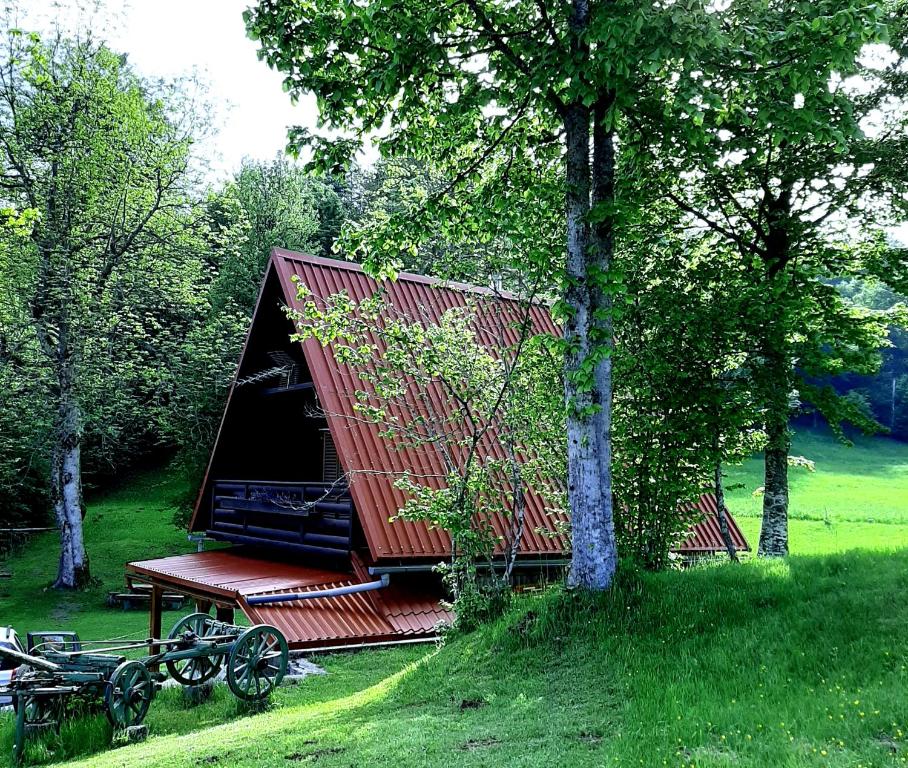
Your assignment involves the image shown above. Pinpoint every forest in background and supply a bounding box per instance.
[1,2,907,594]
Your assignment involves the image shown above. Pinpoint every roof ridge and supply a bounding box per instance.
[270,247,527,302]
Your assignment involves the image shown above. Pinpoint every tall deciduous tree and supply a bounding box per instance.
[631,0,904,555]
[208,158,343,314]
[245,0,715,589]
[0,30,202,587]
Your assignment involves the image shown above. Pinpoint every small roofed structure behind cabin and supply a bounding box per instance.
[128,249,749,650]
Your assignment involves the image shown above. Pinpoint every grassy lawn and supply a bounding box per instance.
[14,553,908,768]
[1,428,907,767]
[0,469,196,644]
[725,428,908,524]
[726,428,908,555]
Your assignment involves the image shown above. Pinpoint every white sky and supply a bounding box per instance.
[12,1,908,244]
[20,0,322,181]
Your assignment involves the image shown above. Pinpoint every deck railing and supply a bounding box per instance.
[207,480,353,558]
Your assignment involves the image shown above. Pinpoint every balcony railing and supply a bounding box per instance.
[207,480,353,558]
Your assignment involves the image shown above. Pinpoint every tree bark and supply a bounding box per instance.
[757,329,791,557]
[563,25,617,589]
[758,408,790,557]
[51,369,89,589]
[713,461,739,562]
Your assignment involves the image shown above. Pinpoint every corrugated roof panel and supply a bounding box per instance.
[128,550,445,649]
[274,249,569,561]
[678,494,750,553]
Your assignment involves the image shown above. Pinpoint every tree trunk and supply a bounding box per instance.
[563,79,617,590]
[51,377,89,589]
[757,192,793,558]
[585,93,619,583]
[758,413,790,557]
[713,462,738,562]
[758,339,791,556]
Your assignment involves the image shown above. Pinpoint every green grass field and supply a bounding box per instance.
[1,428,907,767]
[1,469,196,643]
[726,428,908,554]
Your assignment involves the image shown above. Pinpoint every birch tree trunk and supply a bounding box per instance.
[584,94,619,585]
[51,364,89,589]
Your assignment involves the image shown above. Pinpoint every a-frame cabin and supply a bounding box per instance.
[127,249,749,650]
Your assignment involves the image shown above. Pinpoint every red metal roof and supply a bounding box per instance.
[188,249,748,563]
[272,249,570,561]
[127,550,449,649]
[679,493,750,553]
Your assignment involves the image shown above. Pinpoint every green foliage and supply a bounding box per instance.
[0,28,208,548]
[288,282,565,612]
[830,275,908,438]
[209,158,342,314]
[154,158,347,492]
[611,202,763,568]
[631,0,903,437]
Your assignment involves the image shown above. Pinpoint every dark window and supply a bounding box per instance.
[322,431,340,484]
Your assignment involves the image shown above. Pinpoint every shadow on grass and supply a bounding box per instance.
[4,549,908,768]
[0,646,430,768]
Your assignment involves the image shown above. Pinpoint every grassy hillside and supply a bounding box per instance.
[1,428,907,767]
[27,552,908,768]
[0,469,195,642]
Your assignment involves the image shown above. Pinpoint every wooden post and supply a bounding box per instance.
[195,598,212,615]
[149,585,163,666]
[216,604,235,624]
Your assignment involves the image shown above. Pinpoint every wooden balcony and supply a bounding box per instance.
[207,480,353,558]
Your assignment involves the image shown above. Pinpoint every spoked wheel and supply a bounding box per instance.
[165,612,222,686]
[226,625,288,702]
[12,692,60,763]
[12,693,59,724]
[105,660,154,728]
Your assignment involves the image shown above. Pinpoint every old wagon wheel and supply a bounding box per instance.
[165,612,222,686]
[12,692,60,724]
[12,692,60,763]
[105,660,154,728]
[226,625,288,702]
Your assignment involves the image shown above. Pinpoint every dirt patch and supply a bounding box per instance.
[460,737,501,751]
[285,746,345,762]
[578,731,603,744]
